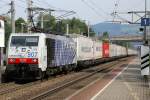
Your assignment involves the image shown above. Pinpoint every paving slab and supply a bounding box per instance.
[68,58,150,100]
[92,58,150,100]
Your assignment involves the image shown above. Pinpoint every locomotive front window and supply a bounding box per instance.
[10,36,39,46]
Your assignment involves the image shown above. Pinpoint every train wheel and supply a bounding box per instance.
[44,71,48,80]
[37,69,44,81]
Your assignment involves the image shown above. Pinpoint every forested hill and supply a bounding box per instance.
[91,22,141,36]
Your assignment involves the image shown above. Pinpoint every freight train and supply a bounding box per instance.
[4,33,137,80]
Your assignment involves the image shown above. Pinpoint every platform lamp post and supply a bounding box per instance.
[66,24,69,35]
[144,0,147,45]
[21,23,25,33]
[87,21,90,37]
[125,33,129,56]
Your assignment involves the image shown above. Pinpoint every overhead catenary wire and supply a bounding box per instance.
[0,11,11,16]
[0,0,90,22]
[0,0,26,9]
[0,0,10,10]
[35,0,75,16]
[0,1,12,16]
[112,0,120,21]
[35,0,56,9]
[111,0,146,24]
[81,0,107,20]
[0,3,9,10]
[125,0,144,11]
[88,0,112,19]
[0,0,8,5]
[0,0,8,3]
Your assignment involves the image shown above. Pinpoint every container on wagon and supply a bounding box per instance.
[102,42,109,58]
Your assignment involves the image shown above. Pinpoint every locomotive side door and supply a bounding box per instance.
[40,37,47,71]
[43,47,47,68]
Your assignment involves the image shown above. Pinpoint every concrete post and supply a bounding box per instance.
[11,0,15,33]
[66,24,69,35]
[40,12,44,29]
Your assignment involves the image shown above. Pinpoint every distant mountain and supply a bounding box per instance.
[91,22,141,36]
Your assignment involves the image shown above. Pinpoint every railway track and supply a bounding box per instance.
[29,57,132,100]
[0,57,134,100]
[0,82,15,90]
[0,80,43,96]
[0,70,84,100]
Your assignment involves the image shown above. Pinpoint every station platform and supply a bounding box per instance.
[67,58,150,100]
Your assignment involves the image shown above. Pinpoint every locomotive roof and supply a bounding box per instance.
[10,33,74,42]
[10,33,45,36]
[10,33,102,42]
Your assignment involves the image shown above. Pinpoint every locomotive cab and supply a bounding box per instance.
[5,33,47,80]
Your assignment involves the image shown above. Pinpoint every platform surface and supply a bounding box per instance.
[68,58,150,100]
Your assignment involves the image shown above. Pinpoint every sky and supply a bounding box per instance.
[0,0,148,25]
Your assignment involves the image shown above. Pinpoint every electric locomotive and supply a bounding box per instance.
[5,33,76,80]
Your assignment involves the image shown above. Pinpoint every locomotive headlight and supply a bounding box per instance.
[8,58,16,64]
[32,58,38,64]
[9,58,15,62]
[32,59,37,62]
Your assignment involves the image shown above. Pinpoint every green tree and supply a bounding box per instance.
[55,20,66,33]
[37,15,96,36]
[62,17,96,36]
[37,14,56,31]
[89,28,96,37]
[15,17,26,33]
[69,17,87,33]
[102,32,109,42]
